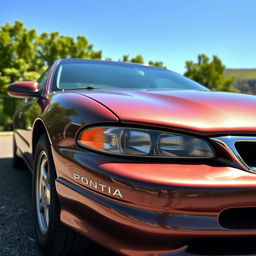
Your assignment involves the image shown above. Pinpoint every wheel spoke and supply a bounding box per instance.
[43,164,48,182]
[44,205,50,228]
[45,185,51,206]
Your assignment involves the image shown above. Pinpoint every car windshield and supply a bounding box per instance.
[55,61,208,91]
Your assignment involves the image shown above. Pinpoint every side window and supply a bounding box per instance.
[37,68,51,90]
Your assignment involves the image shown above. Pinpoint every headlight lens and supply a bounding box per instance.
[78,126,215,158]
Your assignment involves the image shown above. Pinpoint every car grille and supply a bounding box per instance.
[211,136,256,173]
[235,141,256,168]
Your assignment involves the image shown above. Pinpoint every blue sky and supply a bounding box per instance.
[1,0,256,73]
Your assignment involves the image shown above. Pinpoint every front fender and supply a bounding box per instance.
[41,92,119,147]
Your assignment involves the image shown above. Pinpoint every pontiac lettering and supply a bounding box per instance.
[74,173,123,198]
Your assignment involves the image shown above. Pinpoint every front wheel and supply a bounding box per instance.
[32,134,89,256]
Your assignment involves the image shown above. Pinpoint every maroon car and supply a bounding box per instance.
[8,59,256,256]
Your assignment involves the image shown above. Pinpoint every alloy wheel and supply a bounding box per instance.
[36,151,51,235]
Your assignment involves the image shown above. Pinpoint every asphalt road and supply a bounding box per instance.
[0,136,118,256]
[1,135,256,256]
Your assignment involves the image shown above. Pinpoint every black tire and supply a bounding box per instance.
[32,134,90,256]
[13,135,26,169]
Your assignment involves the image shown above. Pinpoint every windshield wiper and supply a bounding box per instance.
[85,86,96,89]
[61,86,98,91]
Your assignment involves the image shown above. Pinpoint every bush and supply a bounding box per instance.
[0,95,22,131]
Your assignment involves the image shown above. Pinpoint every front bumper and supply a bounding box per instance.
[52,146,256,256]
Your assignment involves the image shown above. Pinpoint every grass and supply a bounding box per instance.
[0,95,21,131]
[224,69,256,80]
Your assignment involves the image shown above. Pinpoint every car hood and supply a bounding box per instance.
[80,89,256,134]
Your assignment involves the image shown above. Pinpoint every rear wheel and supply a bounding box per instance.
[32,134,90,256]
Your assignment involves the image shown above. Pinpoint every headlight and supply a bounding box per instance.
[77,126,215,159]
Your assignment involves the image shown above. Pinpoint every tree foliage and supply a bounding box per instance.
[38,32,102,66]
[123,54,144,64]
[184,54,234,91]
[0,21,40,93]
[0,21,102,94]
[0,21,237,96]
[0,21,167,95]
[122,54,166,68]
[148,60,166,68]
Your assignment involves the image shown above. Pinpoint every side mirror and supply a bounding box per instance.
[8,81,40,98]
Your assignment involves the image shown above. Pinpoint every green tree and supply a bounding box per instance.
[0,21,102,130]
[130,55,144,64]
[38,32,102,66]
[184,54,234,91]
[0,21,42,94]
[122,54,166,68]
[148,60,166,69]
[0,21,102,94]
[122,54,144,64]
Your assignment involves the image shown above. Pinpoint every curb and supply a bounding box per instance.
[0,131,13,136]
